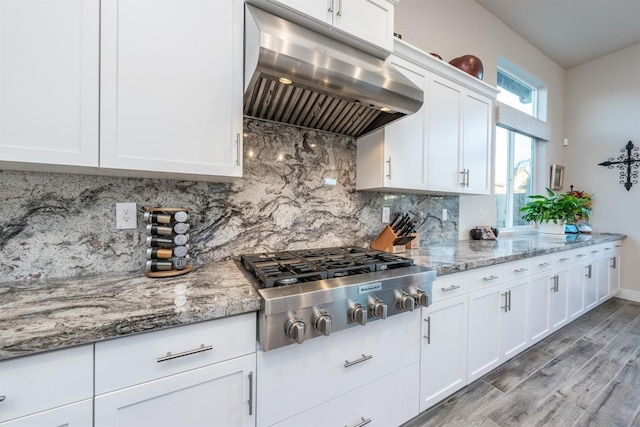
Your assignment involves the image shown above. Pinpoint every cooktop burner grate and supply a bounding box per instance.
[240,247,414,288]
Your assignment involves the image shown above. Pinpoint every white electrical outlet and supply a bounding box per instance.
[116,203,137,229]
[382,206,391,223]
[442,209,448,221]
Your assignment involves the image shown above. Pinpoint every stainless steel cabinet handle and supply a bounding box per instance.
[236,133,241,166]
[465,169,470,187]
[460,170,466,186]
[328,0,333,12]
[585,264,592,279]
[386,157,391,180]
[604,247,611,251]
[441,285,461,292]
[611,257,617,269]
[501,292,509,313]
[615,244,622,248]
[344,354,373,368]
[157,344,213,363]
[0,395,5,402]
[423,317,431,344]
[591,250,600,254]
[556,275,559,292]
[483,275,499,281]
[559,257,570,262]
[514,267,528,272]
[337,0,342,16]
[248,371,254,416]
[576,254,586,257]
[348,417,372,427]
[539,262,551,267]
[508,290,512,311]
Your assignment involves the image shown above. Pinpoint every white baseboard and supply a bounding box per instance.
[617,289,640,302]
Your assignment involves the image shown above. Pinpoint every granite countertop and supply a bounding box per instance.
[0,260,261,361]
[407,232,626,275]
[0,232,625,362]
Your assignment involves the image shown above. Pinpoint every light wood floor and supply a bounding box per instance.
[403,297,640,427]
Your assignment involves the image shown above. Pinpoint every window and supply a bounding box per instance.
[495,68,540,230]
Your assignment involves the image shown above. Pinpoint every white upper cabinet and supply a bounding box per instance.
[0,0,99,168]
[250,0,395,54]
[356,56,427,192]
[356,39,497,195]
[100,0,243,180]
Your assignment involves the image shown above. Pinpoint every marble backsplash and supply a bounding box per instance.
[0,119,458,281]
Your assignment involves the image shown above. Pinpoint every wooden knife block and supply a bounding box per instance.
[370,225,404,253]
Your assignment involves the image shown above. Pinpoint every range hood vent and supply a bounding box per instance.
[244,5,423,138]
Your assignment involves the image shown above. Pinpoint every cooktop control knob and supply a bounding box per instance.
[349,304,367,326]
[413,290,430,307]
[397,293,416,312]
[369,299,388,319]
[314,313,332,336]
[285,318,306,344]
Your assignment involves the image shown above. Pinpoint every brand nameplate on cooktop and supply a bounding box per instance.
[358,282,382,294]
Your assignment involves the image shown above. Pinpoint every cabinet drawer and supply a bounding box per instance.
[0,399,92,427]
[273,363,419,427]
[95,313,256,394]
[0,345,93,423]
[530,254,556,274]
[503,258,532,281]
[257,310,420,427]
[431,273,468,303]
[464,264,504,293]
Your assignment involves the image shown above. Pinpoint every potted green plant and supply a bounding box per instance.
[520,188,591,235]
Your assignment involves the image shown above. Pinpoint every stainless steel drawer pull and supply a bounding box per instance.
[248,371,254,416]
[501,292,509,313]
[577,254,586,257]
[585,265,593,279]
[348,417,372,427]
[539,262,551,267]
[591,250,600,254]
[483,275,499,281]
[616,244,622,248]
[328,0,333,12]
[157,344,213,363]
[604,247,611,250]
[235,133,241,166]
[344,354,373,368]
[386,157,391,180]
[611,257,617,269]
[0,395,5,402]
[441,285,461,292]
[514,267,529,272]
[559,257,570,262]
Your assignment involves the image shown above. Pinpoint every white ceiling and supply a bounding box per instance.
[474,0,640,69]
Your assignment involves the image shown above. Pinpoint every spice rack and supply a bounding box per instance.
[144,207,192,278]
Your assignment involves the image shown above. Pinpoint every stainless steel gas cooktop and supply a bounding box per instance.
[239,247,436,351]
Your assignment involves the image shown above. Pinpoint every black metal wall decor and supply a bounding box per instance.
[598,140,640,191]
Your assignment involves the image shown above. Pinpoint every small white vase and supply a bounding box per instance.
[538,221,566,236]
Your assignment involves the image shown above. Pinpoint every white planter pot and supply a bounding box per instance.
[538,221,566,236]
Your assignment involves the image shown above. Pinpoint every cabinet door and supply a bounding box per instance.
[426,75,462,192]
[334,0,394,52]
[461,92,491,194]
[0,0,99,167]
[550,268,569,331]
[467,286,501,382]
[596,256,610,303]
[584,262,598,310]
[568,263,585,320]
[501,279,528,361]
[95,354,256,427]
[100,0,243,179]
[527,273,551,344]
[0,400,92,427]
[609,253,621,296]
[268,0,332,25]
[420,295,468,412]
[383,57,427,190]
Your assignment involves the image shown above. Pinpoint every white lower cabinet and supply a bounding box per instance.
[609,251,621,296]
[274,363,419,427]
[584,260,598,310]
[527,272,552,345]
[0,345,93,426]
[94,354,256,427]
[419,294,468,411]
[0,400,92,427]
[549,267,570,331]
[94,313,257,427]
[568,260,586,320]
[467,278,528,383]
[257,311,420,427]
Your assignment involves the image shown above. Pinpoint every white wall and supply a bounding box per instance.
[565,43,640,297]
[395,0,567,238]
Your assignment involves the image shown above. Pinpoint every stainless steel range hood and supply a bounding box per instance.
[244,5,423,138]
